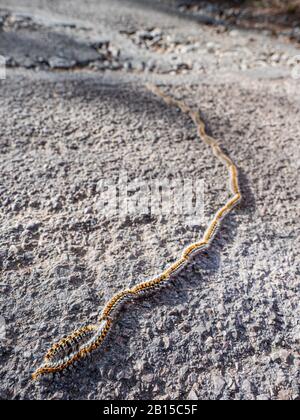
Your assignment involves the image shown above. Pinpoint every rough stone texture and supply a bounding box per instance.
[0,0,299,401]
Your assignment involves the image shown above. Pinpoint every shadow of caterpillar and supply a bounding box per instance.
[32,85,242,380]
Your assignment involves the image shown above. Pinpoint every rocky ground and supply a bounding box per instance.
[0,0,299,400]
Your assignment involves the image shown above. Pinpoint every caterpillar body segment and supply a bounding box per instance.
[163,257,189,278]
[131,275,167,295]
[33,85,242,380]
[100,289,134,319]
[227,193,242,209]
[212,145,234,167]
[182,242,208,259]
[203,219,219,243]
[229,165,240,195]
[32,319,111,380]
[44,325,97,361]
[192,111,206,131]
[203,197,240,245]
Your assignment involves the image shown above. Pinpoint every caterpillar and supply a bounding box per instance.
[32,85,242,380]
[44,325,98,362]
[32,320,112,380]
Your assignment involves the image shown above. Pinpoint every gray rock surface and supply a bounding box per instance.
[0,0,299,401]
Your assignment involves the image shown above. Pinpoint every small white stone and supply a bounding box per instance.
[187,388,198,400]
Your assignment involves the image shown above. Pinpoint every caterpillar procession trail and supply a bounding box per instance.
[32,85,242,380]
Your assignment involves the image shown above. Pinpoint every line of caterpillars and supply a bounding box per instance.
[32,85,242,380]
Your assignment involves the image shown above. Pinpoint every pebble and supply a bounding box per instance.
[142,374,154,384]
[130,60,145,72]
[187,388,198,400]
[48,57,76,69]
[206,42,217,54]
[229,29,240,37]
[256,394,269,400]
[162,336,170,350]
[270,349,292,364]
[212,374,226,397]
[25,221,41,232]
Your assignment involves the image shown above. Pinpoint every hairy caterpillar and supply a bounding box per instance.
[32,319,112,380]
[32,85,242,380]
[44,325,98,362]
